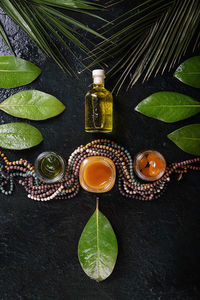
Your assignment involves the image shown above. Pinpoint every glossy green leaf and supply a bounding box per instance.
[135,92,200,123]
[0,56,41,88]
[0,90,66,120]
[78,203,118,282]
[168,124,200,155]
[0,123,43,150]
[174,56,200,88]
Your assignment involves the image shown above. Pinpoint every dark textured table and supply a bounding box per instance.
[0,2,200,300]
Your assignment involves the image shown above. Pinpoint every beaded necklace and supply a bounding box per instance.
[0,139,199,201]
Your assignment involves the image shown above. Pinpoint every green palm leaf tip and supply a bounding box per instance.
[0,21,14,55]
[88,0,200,94]
[0,0,107,76]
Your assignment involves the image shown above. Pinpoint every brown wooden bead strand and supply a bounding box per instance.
[0,140,199,201]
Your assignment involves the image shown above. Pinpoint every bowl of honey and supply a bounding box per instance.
[133,150,166,181]
[79,156,116,193]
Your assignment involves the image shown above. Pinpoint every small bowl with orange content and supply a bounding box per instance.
[79,156,116,193]
[133,150,166,181]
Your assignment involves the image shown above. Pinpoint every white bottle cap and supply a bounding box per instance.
[92,69,105,83]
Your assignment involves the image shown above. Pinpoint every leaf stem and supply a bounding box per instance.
[96,197,99,210]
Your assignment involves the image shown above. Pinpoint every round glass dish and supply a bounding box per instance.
[79,156,116,193]
[34,151,66,183]
[133,150,166,181]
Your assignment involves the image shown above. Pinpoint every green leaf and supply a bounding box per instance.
[168,124,200,155]
[0,56,41,88]
[0,0,106,76]
[0,123,43,150]
[174,56,200,88]
[88,0,200,94]
[31,0,103,10]
[135,92,200,123]
[0,90,66,120]
[78,201,118,281]
[0,23,14,55]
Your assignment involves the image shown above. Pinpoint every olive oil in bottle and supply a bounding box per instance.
[85,69,113,133]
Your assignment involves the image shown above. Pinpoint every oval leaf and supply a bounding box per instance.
[174,56,200,88]
[78,206,118,281]
[135,92,200,123]
[0,56,41,88]
[168,124,200,155]
[0,123,43,150]
[0,90,66,120]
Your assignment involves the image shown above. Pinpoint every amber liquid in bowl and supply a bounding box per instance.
[79,156,116,193]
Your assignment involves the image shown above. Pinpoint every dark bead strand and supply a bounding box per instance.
[72,153,87,176]
[56,182,80,200]
[89,147,131,181]
[92,141,167,198]
[0,141,199,201]
[87,148,119,167]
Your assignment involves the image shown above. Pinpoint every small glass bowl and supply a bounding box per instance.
[34,151,66,183]
[79,156,116,193]
[133,150,166,181]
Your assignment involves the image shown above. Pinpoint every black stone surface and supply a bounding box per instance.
[0,2,200,300]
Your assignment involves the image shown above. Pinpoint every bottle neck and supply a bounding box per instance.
[93,82,104,88]
[93,76,104,87]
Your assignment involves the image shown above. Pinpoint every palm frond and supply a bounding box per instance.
[0,21,14,55]
[31,0,103,10]
[0,0,107,76]
[88,0,200,94]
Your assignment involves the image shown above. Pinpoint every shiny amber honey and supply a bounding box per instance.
[84,161,112,189]
[79,156,116,193]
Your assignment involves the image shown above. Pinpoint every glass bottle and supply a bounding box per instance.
[85,69,113,133]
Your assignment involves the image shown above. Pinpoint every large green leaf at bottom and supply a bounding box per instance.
[135,92,200,123]
[174,56,200,88]
[0,123,43,150]
[78,207,118,282]
[168,124,200,155]
[0,90,65,120]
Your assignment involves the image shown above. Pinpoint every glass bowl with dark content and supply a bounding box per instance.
[34,151,66,183]
[133,150,166,181]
